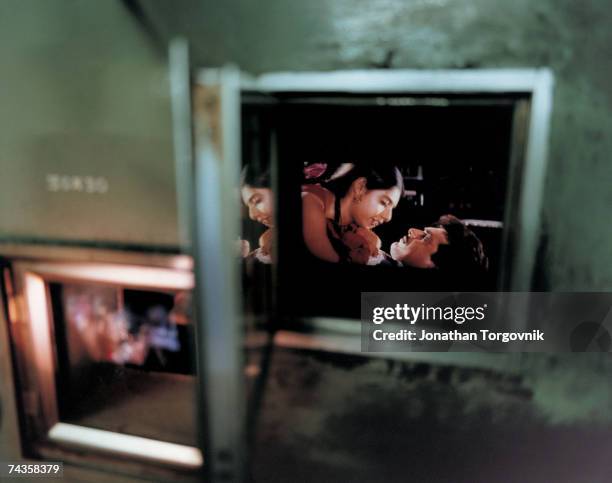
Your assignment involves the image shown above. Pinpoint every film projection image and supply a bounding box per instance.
[240,96,519,320]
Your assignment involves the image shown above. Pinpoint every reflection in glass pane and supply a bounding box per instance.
[51,282,196,446]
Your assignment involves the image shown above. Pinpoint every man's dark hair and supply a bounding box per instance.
[431,214,489,278]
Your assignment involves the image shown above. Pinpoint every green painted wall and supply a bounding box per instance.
[0,0,179,248]
[144,0,612,289]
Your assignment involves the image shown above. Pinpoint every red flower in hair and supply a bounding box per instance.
[304,163,328,180]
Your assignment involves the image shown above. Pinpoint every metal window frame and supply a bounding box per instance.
[191,65,246,482]
[4,251,202,471]
[242,68,554,292]
[237,68,554,366]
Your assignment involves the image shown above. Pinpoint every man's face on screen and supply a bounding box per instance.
[390,227,448,268]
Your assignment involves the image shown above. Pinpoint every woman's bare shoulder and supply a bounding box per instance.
[302,184,330,210]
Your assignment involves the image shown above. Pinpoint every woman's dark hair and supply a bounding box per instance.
[431,214,489,276]
[323,164,404,198]
[241,164,271,188]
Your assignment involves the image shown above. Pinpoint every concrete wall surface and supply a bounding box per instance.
[143,0,612,290]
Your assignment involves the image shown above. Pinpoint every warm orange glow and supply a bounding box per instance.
[24,273,58,424]
[31,263,194,290]
[3,268,19,326]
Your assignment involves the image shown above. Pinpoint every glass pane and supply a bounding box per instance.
[51,282,196,446]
